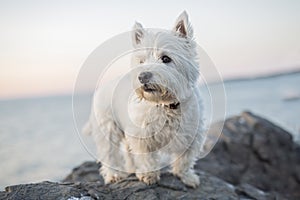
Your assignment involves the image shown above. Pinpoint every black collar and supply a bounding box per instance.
[164,102,180,110]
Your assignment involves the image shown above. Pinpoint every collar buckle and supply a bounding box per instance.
[165,102,180,109]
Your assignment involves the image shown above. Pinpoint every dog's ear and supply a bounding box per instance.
[132,21,144,47]
[173,11,193,38]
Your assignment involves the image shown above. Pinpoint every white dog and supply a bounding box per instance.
[83,11,206,188]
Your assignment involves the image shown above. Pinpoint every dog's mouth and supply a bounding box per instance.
[142,83,160,93]
[135,83,177,104]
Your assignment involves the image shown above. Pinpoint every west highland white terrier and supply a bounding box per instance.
[83,11,206,188]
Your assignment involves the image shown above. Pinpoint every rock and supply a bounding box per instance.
[197,111,300,199]
[62,161,244,199]
[1,111,299,199]
[1,163,242,199]
[64,161,103,183]
[0,181,90,200]
[60,161,279,200]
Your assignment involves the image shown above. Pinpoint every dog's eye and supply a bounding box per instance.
[139,59,145,64]
[161,55,172,63]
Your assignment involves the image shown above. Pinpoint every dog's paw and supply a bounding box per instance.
[104,175,121,184]
[136,172,160,185]
[178,171,200,188]
[103,172,129,184]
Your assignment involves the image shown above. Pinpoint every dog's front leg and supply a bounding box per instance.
[128,138,160,185]
[172,150,199,188]
[97,120,129,184]
[134,153,160,185]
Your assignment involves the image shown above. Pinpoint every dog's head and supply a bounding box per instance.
[131,11,199,105]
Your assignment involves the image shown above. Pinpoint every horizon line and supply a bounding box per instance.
[1,67,299,101]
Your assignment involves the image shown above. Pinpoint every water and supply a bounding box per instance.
[0,72,299,189]
[223,72,300,139]
[0,96,90,189]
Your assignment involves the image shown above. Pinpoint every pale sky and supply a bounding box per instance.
[0,0,300,99]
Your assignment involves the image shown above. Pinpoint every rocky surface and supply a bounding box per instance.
[1,111,299,200]
[1,162,268,200]
[197,111,300,199]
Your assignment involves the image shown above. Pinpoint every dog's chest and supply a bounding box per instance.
[125,103,181,152]
[144,106,180,132]
[127,101,181,141]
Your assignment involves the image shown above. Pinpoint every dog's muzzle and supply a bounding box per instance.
[138,71,159,92]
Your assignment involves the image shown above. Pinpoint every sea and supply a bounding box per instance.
[0,72,299,189]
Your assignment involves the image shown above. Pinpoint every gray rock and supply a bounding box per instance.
[61,161,278,200]
[1,167,241,199]
[1,111,299,199]
[197,111,300,199]
[0,181,89,200]
[65,164,242,199]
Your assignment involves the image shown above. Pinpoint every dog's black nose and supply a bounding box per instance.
[138,71,152,84]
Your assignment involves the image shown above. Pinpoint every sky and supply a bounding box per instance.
[0,0,300,99]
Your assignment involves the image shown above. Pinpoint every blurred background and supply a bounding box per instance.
[0,0,299,189]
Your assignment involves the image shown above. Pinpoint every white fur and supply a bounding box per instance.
[83,11,206,188]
